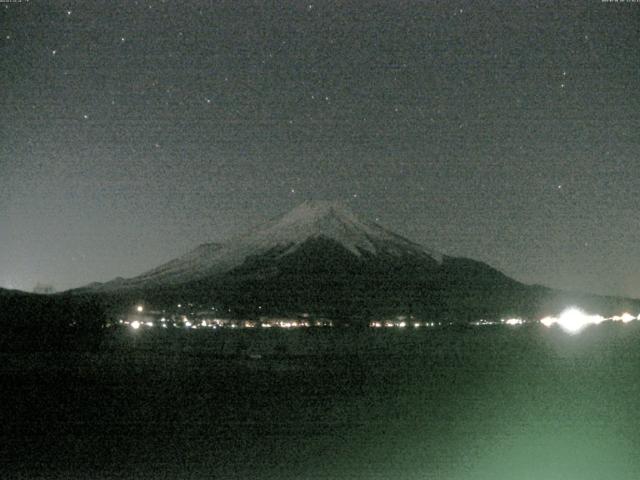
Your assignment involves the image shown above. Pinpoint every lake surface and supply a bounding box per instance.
[2,324,640,479]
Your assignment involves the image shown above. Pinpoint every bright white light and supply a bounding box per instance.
[542,308,606,334]
[131,321,140,330]
[185,321,192,328]
[620,312,635,323]
[504,318,523,326]
[398,322,406,328]
[606,312,636,323]
[558,308,591,333]
[540,316,555,328]
[145,322,154,327]
[136,305,144,312]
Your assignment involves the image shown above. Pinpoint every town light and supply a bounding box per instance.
[541,308,606,334]
[620,312,635,323]
[504,318,523,326]
[540,316,555,328]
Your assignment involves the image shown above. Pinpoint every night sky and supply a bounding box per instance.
[1,1,639,296]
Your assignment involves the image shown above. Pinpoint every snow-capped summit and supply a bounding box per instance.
[86,201,442,291]
[236,200,442,259]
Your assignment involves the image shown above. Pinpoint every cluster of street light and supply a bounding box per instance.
[369,321,438,328]
[539,308,638,334]
[123,305,638,335]
[120,306,334,331]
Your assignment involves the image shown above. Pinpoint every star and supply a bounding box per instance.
[66,10,72,16]
[52,49,57,55]
[121,37,126,42]
[83,114,89,119]
[205,98,211,104]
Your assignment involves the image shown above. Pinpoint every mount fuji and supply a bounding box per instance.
[77,201,640,321]
[89,200,442,290]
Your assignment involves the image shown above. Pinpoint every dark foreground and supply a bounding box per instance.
[2,325,640,479]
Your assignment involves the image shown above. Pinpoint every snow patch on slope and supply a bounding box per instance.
[247,200,440,259]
